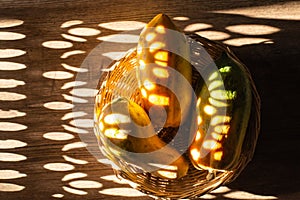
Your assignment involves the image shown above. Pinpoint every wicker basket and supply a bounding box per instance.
[95,34,260,199]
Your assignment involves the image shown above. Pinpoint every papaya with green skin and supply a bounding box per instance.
[136,13,192,128]
[95,97,189,179]
[189,52,252,171]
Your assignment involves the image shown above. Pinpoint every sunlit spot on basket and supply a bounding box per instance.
[63,155,88,165]
[0,183,25,192]
[43,101,74,110]
[208,71,219,81]
[61,33,87,42]
[204,105,217,115]
[208,97,228,107]
[61,111,87,120]
[62,94,88,103]
[223,37,273,47]
[203,140,221,150]
[152,68,169,78]
[98,21,146,31]
[62,141,87,151]
[104,113,131,125]
[197,115,202,125]
[184,23,213,32]
[0,140,27,149]
[63,186,87,195]
[100,174,129,185]
[213,151,223,161]
[0,122,27,131]
[70,88,98,97]
[62,124,88,134]
[0,109,26,118]
[104,128,128,139]
[0,92,26,101]
[69,180,103,189]
[208,80,223,91]
[190,148,201,160]
[61,50,86,59]
[139,60,146,70]
[61,20,83,28]
[155,25,166,34]
[148,94,169,106]
[69,119,94,128]
[43,132,74,141]
[210,90,236,100]
[43,163,74,171]
[149,42,165,52]
[102,51,127,60]
[68,27,100,37]
[195,130,202,141]
[0,170,27,179]
[0,61,26,71]
[155,60,168,67]
[145,32,156,42]
[211,132,223,140]
[0,79,25,88]
[43,71,73,80]
[196,31,230,41]
[97,34,139,43]
[61,81,87,89]
[0,152,27,162]
[143,79,156,90]
[154,51,168,61]
[210,115,231,126]
[156,170,177,179]
[61,63,88,73]
[0,19,24,28]
[99,187,147,197]
[42,41,73,49]
[223,190,278,199]
[62,172,87,181]
[0,32,25,40]
[214,125,230,134]
[173,16,190,21]
[0,49,26,58]
[52,194,64,198]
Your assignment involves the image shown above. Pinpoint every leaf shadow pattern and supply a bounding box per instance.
[0,1,299,199]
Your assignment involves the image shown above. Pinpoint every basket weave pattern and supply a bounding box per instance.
[95,34,261,199]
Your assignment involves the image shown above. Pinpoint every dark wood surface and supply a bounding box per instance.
[0,1,299,199]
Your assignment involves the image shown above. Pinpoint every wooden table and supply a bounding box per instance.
[1,1,299,199]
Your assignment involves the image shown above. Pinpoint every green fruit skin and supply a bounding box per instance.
[189,52,252,171]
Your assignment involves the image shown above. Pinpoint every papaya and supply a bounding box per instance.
[189,52,252,171]
[94,97,189,179]
[136,13,193,128]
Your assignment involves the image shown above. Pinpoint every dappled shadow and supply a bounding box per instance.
[0,1,299,199]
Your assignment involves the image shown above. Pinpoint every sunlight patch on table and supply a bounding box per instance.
[102,51,127,60]
[61,50,86,59]
[99,187,147,197]
[0,79,25,88]
[61,111,87,120]
[63,186,87,195]
[0,152,27,162]
[196,31,230,41]
[43,101,74,110]
[42,40,73,49]
[62,172,87,181]
[173,16,190,21]
[224,190,278,199]
[199,193,217,199]
[68,27,101,37]
[0,109,26,118]
[61,20,84,28]
[210,186,231,194]
[0,139,27,149]
[98,21,145,31]
[97,34,139,43]
[43,71,73,80]
[70,88,98,97]
[61,81,87,89]
[62,124,88,134]
[69,180,103,189]
[69,119,94,128]
[0,183,25,192]
[52,193,64,198]
[100,174,130,185]
[62,141,87,151]
[43,132,74,141]
[223,37,273,47]
[63,155,88,165]
[0,92,26,101]
[0,49,26,58]
[43,163,74,171]
[225,24,280,36]
[61,63,88,73]
[61,33,87,42]
[0,61,26,71]
[62,94,88,103]
[0,170,27,179]
[0,32,25,40]
[0,122,27,131]
[184,23,213,32]
[0,19,24,28]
